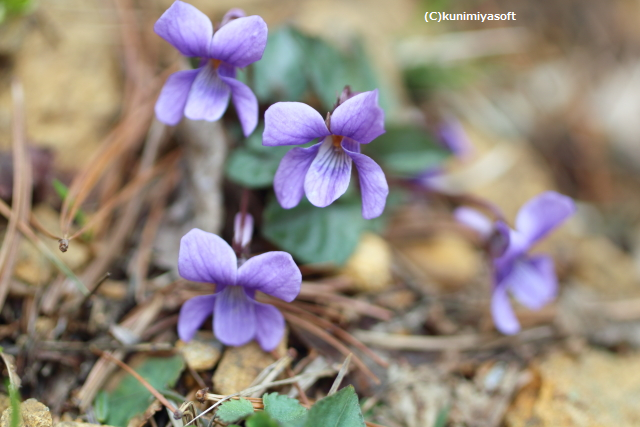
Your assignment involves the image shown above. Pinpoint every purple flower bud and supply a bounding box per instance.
[233,212,254,249]
[153,1,268,136]
[263,89,389,219]
[177,228,301,351]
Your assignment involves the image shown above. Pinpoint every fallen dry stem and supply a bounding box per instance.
[0,199,88,296]
[68,149,178,241]
[267,297,388,368]
[92,347,178,415]
[282,311,380,384]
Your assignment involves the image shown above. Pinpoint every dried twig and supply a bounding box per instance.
[328,354,351,396]
[282,311,380,384]
[92,347,179,416]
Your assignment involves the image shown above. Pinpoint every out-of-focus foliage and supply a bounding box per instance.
[216,398,255,424]
[262,194,383,266]
[365,126,450,177]
[262,392,308,425]
[98,356,184,427]
[251,25,380,111]
[217,388,365,427]
[0,0,34,22]
[225,125,289,188]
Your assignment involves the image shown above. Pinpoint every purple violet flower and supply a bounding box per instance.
[177,222,301,351]
[154,1,267,136]
[263,90,389,219]
[455,191,576,335]
[436,116,474,160]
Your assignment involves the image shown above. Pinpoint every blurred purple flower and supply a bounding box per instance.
[177,227,301,351]
[454,191,576,335]
[436,116,474,160]
[263,90,388,219]
[154,1,267,136]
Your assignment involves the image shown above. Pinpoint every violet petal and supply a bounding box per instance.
[330,90,385,144]
[254,302,285,351]
[515,191,576,247]
[210,16,268,68]
[274,143,322,209]
[177,294,216,342]
[219,75,258,136]
[453,207,493,239]
[237,252,301,302]
[263,103,330,146]
[154,1,213,57]
[491,283,520,335]
[304,137,352,208]
[184,63,231,121]
[178,228,237,285]
[155,69,200,125]
[343,143,388,219]
[214,286,256,346]
[507,255,557,310]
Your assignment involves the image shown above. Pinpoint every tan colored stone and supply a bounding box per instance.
[0,0,121,170]
[0,395,9,415]
[212,339,286,395]
[398,232,481,290]
[176,332,222,371]
[342,232,393,293]
[506,349,640,427]
[0,398,52,427]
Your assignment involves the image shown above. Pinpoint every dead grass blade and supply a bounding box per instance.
[0,79,31,310]
[281,311,380,384]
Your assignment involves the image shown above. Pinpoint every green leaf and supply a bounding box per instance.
[434,405,450,427]
[262,195,379,266]
[365,126,450,176]
[102,356,185,427]
[263,393,308,425]
[0,0,34,16]
[252,26,308,101]
[225,126,290,189]
[305,36,382,111]
[216,398,255,423]
[303,386,365,427]
[94,390,109,424]
[246,412,281,427]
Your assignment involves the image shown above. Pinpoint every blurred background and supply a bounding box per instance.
[1,0,640,426]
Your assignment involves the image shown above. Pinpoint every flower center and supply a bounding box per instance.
[332,134,344,148]
[210,59,222,69]
[224,285,250,308]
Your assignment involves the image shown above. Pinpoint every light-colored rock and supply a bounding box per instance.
[342,232,393,293]
[398,232,481,290]
[212,340,286,395]
[506,349,640,427]
[0,0,121,170]
[176,332,222,371]
[0,398,52,427]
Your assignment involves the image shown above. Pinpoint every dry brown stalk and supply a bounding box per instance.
[0,79,32,311]
[67,147,178,241]
[130,166,180,302]
[265,297,389,368]
[282,311,380,384]
[77,294,164,409]
[298,285,393,321]
[92,347,178,415]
